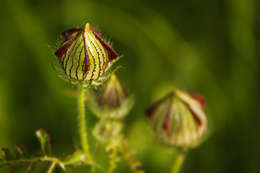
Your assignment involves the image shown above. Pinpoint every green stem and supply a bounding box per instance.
[46,161,57,173]
[171,151,185,173]
[122,137,145,173]
[107,147,119,173]
[0,156,61,168]
[78,84,91,162]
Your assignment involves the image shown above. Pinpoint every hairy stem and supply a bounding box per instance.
[122,138,145,173]
[78,84,91,162]
[107,147,119,173]
[0,156,63,169]
[171,150,185,173]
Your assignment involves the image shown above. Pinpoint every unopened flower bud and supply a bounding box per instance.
[54,23,121,86]
[87,75,134,119]
[99,75,127,107]
[146,89,208,149]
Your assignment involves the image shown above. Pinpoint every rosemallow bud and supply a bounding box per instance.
[87,75,134,119]
[54,23,121,86]
[146,89,208,149]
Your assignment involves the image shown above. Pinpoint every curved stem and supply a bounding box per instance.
[78,84,91,162]
[0,156,55,167]
[0,156,65,170]
[171,150,185,173]
[46,161,57,173]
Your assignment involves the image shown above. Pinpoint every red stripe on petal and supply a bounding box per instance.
[82,32,90,74]
[190,94,206,109]
[180,93,204,126]
[145,100,163,118]
[181,98,203,126]
[187,105,202,126]
[89,25,101,35]
[162,109,172,137]
[162,96,174,137]
[90,26,119,61]
[55,34,78,60]
[146,92,174,118]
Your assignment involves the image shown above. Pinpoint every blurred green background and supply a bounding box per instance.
[0,0,259,172]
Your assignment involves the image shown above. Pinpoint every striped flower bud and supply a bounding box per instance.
[146,89,208,149]
[87,75,134,119]
[54,23,121,86]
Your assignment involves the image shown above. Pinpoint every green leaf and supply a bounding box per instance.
[35,129,52,156]
[63,150,85,166]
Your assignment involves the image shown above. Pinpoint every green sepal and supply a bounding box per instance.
[63,150,85,166]
[90,56,123,86]
[87,91,135,119]
[47,45,68,82]
[93,120,123,143]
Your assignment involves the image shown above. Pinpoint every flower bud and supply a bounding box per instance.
[146,89,208,148]
[87,75,134,119]
[54,23,121,86]
[99,75,128,107]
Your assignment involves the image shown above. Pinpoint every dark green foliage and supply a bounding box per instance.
[0,0,259,172]
[0,129,92,172]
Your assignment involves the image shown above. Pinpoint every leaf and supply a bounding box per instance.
[63,150,85,166]
[35,129,52,156]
